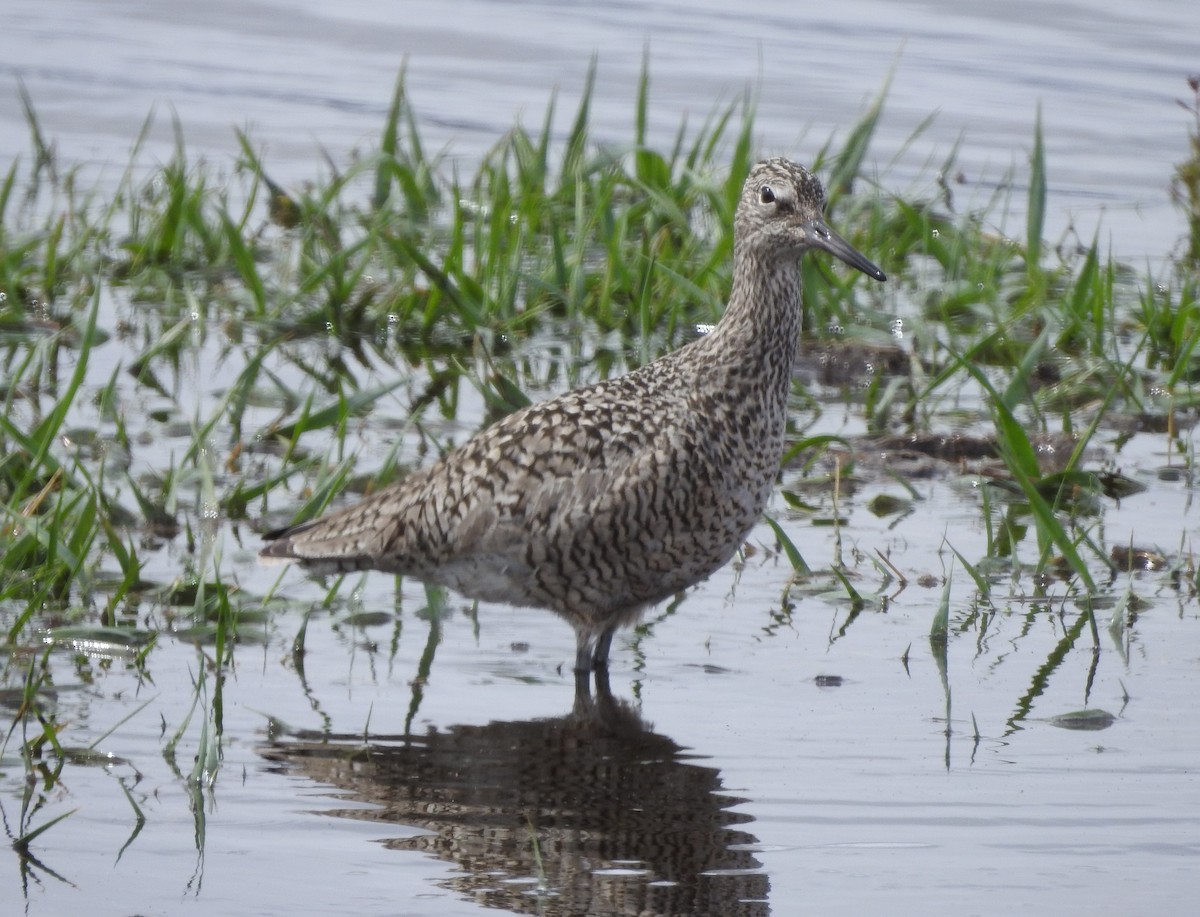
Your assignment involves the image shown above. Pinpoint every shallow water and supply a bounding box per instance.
[6,524,1200,915]
[3,2,1200,916]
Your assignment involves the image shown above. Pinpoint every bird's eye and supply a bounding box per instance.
[759,185,776,204]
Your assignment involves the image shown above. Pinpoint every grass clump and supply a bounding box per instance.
[0,64,1198,812]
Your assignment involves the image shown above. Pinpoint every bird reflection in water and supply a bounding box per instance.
[262,672,769,916]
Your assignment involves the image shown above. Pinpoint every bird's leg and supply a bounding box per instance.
[573,626,617,709]
[591,664,613,702]
[574,632,597,675]
[573,659,617,720]
[574,625,615,675]
[591,628,615,670]
[573,665,594,706]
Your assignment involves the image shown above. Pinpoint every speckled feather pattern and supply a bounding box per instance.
[261,159,884,668]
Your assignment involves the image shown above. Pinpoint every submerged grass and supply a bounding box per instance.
[1,66,1199,854]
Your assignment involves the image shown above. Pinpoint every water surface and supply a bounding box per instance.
[3,0,1197,258]
[2,2,1199,915]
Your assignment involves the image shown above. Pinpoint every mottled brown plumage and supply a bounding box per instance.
[260,158,885,674]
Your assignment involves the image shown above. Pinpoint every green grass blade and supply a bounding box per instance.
[952,349,1100,592]
[14,808,78,850]
[763,515,811,575]
[931,566,951,640]
[1026,105,1046,271]
[375,64,408,210]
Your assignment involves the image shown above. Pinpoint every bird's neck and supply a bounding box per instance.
[682,249,804,499]
[705,251,803,380]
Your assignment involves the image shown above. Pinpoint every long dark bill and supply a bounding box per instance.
[807,218,886,282]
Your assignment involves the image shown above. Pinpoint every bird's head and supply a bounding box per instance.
[735,158,886,282]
